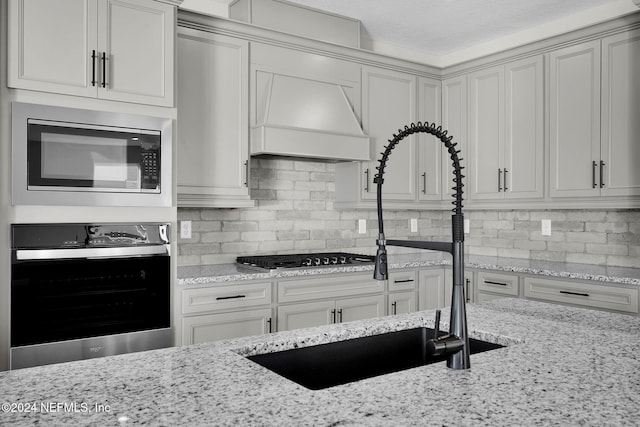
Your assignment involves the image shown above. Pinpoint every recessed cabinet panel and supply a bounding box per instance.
[549,41,601,197]
[442,76,468,204]
[177,28,253,207]
[417,77,443,201]
[277,300,335,331]
[601,29,640,197]
[477,271,519,297]
[388,270,417,292]
[389,291,416,315]
[337,295,385,322]
[469,66,503,200]
[98,0,174,105]
[523,277,638,314]
[182,308,272,345]
[361,66,417,201]
[505,56,544,199]
[8,0,97,96]
[277,273,384,303]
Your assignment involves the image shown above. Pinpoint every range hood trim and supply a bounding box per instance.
[251,124,371,161]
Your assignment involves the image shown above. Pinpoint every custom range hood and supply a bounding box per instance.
[251,74,371,162]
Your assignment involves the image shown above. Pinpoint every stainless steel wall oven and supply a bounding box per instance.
[10,223,171,369]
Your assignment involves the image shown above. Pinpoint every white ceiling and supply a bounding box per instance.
[182,0,640,66]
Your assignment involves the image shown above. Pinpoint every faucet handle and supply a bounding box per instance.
[433,309,441,340]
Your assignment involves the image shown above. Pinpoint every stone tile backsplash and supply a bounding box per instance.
[177,158,640,267]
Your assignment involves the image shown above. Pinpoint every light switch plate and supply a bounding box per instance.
[180,220,192,239]
[358,219,367,234]
[464,219,470,234]
[410,218,418,233]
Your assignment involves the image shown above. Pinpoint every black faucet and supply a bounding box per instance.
[373,122,470,370]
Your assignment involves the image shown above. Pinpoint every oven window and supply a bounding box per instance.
[11,255,170,347]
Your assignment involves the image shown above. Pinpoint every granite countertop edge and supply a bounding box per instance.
[178,254,640,287]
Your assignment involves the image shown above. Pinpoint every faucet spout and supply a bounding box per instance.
[373,122,469,370]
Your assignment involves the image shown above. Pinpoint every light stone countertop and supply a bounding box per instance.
[178,253,640,287]
[1,299,639,426]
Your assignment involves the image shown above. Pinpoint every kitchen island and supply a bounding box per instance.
[1,299,639,426]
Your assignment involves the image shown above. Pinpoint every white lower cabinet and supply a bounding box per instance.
[179,280,273,345]
[388,291,416,315]
[182,308,273,346]
[277,295,385,331]
[418,268,451,310]
[523,277,639,314]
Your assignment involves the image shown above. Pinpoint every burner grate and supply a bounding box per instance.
[236,252,375,269]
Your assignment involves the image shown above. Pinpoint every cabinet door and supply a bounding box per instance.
[388,291,416,315]
[361,66,417,201]
[417,77,442,201]
[177,29,253,207]
[469,65,504,200]
[504,56,544,199]
[277,300,334,331]
[182,308,273,345]
[549,41,601,197]
[337,295,385,323]
[442,76,468,205]
[418,268,446,310]
[98,0,174,106]
[8,0,98,97]
[601,29,640,197]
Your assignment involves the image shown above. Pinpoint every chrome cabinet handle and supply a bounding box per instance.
[243,160,249,187]
[600,161,605,188]
[465,278,471,302]
[592,161,598,188]
[497,169,503,192]
[421,172,427,194]
[101,52,107,88]
[91,50,97,86]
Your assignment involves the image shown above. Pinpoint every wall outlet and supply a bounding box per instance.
[541,219,551,236]
[410,218,418,233]
[464,219,470,234]
[358,219,367,234]
[180,220,192,239]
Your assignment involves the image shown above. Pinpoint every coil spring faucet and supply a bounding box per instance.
[373,122,470,370]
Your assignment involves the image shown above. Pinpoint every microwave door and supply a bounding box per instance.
[27,121,144,192]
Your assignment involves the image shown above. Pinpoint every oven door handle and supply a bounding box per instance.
[15,245,170,260]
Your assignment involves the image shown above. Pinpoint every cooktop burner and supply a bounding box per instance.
[236,252,375,270]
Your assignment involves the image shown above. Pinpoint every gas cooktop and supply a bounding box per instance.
[236,252,375,270]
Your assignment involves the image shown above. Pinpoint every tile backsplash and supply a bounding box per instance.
[178,158,640,267]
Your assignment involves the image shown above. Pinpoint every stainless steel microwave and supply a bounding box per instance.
[12,102,172,207]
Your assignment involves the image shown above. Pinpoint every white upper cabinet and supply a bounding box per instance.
[176,28,253,208]
[417,77,443,201]
[549,41,602,198]
[8,0,175,107]
[360,66,417,202]
[442,75,468,207]
[468,55,543,202]
[335,68,446,208]
[600,29,640,197]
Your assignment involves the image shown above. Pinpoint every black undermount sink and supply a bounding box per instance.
[247,327,504,390]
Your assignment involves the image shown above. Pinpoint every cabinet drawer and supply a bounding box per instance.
[182,308,273,345]
[182,282,272,315]
[277,273,384,303]
[477,271,519,296]
[523,277,639,314]
[388,270,417,291]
